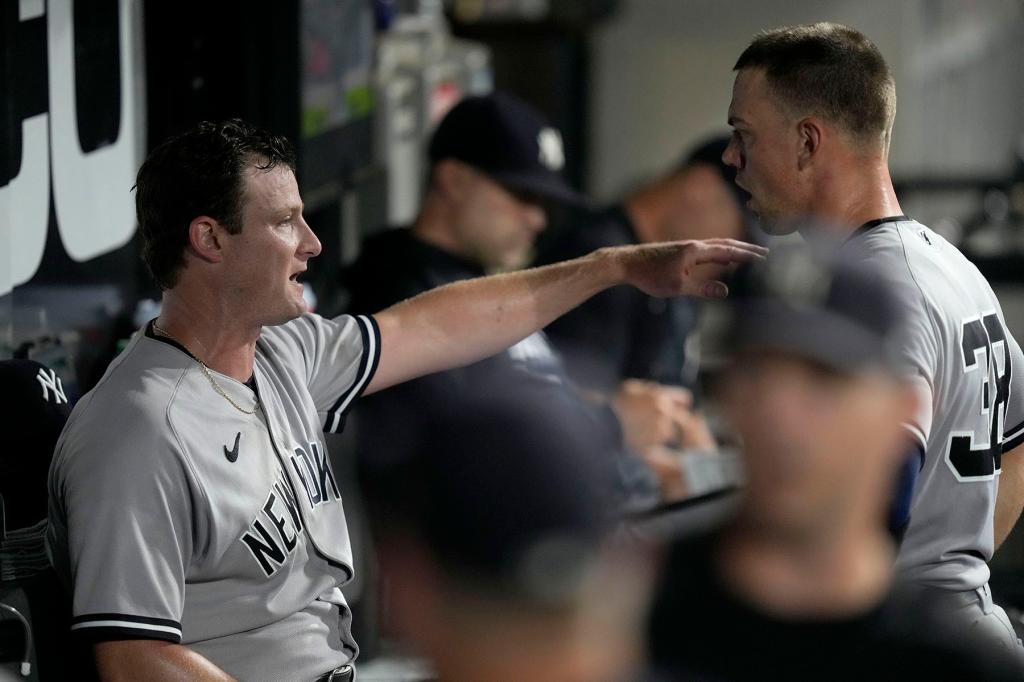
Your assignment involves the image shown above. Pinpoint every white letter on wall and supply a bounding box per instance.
[48,0,144,262]
[0,0,50,296]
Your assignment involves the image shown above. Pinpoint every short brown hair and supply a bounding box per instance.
[735,23,896,146]
[135,119,296,290]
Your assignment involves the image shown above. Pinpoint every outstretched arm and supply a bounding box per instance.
[366,239,766,393]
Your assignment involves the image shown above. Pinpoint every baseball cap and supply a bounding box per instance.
[428,91,588,207]
[722,244,906,375]
[0,360,74,530]
[363,381,611,604]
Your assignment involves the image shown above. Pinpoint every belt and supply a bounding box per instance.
[314,663,354,682]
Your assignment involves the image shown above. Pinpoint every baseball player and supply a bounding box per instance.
[46,119,764,680]
[723,22,1024,658]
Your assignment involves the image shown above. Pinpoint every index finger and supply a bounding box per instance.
[701,238,769,255]
[690,242,767,267]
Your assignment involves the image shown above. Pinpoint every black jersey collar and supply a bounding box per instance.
[146,320,257,387]
[849,215,909,240]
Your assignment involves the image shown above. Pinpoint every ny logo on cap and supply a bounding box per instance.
[36,367,68,404]
[537,128,565,171]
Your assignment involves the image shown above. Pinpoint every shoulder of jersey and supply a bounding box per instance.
[71,337,191,425]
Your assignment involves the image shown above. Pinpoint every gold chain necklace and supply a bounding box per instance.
[152,322,259,415]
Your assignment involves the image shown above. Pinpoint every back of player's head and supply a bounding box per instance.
[735,22,896,148]
[428,91,587,208]
[368,383,611,606]
[135,119,296,290]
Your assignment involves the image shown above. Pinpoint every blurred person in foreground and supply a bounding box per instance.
[722,22,1024,658]
[345,92,713,508]
[647,247,1021,680]
[362,386,652,682]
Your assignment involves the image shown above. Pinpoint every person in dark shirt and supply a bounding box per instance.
[345,92,714,510]
[646,246,1021,680]
[535,136,757,395]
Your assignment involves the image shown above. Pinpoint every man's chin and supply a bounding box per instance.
[263,302,308,327]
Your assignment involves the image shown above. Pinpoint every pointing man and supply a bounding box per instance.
[46,118,763,680]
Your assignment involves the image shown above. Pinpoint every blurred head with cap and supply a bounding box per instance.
[623,134,758,247]
[715,243,917,543]
[416,91,588,271]
[363,381,650,682]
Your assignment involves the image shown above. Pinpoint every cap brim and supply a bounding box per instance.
[490,170,591,209]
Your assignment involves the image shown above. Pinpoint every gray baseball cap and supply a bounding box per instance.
[723,245,906,375]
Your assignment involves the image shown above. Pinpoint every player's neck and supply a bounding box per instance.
[802,160,903,238]
[717,522,894,619]
[157,290,260,382]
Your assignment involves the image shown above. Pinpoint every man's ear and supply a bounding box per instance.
[796,117,823,170]
[187,216,226,264]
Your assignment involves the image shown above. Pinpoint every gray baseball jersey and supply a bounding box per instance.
[847,218,1024,591]
[47,313,380,680]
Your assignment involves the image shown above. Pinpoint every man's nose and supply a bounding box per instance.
[299,217,322,258]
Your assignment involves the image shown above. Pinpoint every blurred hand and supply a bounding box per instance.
[612,379,716,452]
[675,408,718,451]
[640,446,689,502]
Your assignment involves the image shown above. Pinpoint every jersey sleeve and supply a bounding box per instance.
[265,313,381,433]
[891,278,939,448]
[48,407,197,643]
[846,238,938,448]
[1000,321,1024,453]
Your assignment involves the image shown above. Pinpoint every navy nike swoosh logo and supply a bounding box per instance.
[224,432,241,463]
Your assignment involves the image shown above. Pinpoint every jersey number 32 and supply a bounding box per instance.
[949,313,1011,480]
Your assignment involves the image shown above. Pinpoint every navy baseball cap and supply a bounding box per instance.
[428,91,588,207]
[723,245,906,375]
[363,381,611,604]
